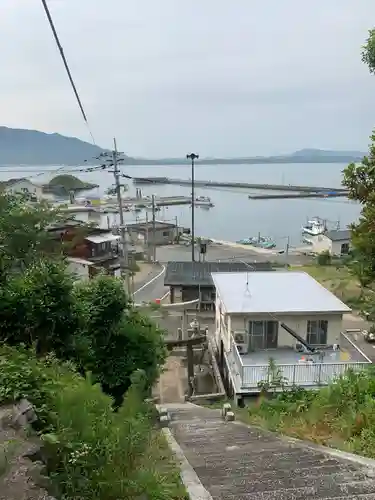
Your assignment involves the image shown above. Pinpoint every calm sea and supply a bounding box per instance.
[0,163,360,248]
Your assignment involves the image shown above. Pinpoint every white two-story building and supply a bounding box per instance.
[212,271,371,404]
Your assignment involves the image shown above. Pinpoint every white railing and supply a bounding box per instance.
[228,330,372,390]
[241,362,370,389]
[230,335,244,381]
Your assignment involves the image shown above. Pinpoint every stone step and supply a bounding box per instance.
[194,462,357,483]
[218,490,375,500]
[207,472,371,496]
[184,449,334,468]
[167,403,375,499]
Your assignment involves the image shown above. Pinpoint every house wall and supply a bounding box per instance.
[67,260,90,281]
[218,297,343,352]
[311,234,351,256]
[331,240,351,256]
[128,227,175,246]
[6,180,43,199]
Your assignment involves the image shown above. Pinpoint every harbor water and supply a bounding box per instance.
[0,162,361,248]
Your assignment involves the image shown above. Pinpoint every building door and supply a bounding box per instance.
[248,321,278,350]
[265,321,278,348]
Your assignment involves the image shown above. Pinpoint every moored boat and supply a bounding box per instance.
[236,235,276,249]
[301,217,326,236]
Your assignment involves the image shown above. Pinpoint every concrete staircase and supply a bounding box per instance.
[167,403,375,499]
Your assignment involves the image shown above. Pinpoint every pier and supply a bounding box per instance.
[57,195,213,213]
[133,176,347,193]
[248,192,349,200]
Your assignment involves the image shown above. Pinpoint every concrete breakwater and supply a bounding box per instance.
[133,176,348,193]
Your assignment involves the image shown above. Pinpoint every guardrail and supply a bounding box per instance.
[230,335,244,382]
[229,330,372,390]
[241,361,370,389]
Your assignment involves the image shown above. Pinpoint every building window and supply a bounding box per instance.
[307,320,328,345]
[248,320,278,350]
[341,242,350,254]
[162,231,169,236]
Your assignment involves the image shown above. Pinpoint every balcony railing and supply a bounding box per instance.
[229,331,372,391]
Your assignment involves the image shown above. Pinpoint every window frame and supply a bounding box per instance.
[306,319,328,345]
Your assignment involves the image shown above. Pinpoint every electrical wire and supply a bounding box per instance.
[40,0,96,144]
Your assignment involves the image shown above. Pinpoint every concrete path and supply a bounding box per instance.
[166,403,375,499]
[156,356,186,403]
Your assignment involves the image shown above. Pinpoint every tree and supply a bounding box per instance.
[0,259,79,357]
[74,275,167,407]
[342,27,375,312]
[362,29,375,74]
[0,192,167,408]
[0,193,64,270]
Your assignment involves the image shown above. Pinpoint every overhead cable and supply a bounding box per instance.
[40,0,96,144]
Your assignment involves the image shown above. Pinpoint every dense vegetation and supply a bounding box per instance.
[0,192,182,499]
[43,174,98,194]
[242,369,375,458]
[0,346,186,499]
[342,28,375,324]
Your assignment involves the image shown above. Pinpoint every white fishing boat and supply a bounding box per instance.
[195,196,214,207]
[301,217,326,236]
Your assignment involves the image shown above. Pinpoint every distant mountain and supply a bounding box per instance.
[288,148,366,158]
[0,127,109,165]
[0,126,367,166]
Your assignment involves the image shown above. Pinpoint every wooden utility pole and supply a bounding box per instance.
[152,194,156,263]
[145,211,150,262]
[112,138,131,296]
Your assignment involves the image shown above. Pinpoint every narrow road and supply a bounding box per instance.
[133,265,168,303]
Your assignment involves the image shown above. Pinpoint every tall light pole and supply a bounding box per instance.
[187,153,199,262]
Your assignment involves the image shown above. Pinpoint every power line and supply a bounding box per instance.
[40,0,95,144]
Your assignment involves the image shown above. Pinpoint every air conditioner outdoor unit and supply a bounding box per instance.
[234,331,246,344]
[234,330,247,355]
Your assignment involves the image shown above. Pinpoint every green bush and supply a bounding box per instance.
[317,250,332,266]
[245,367,375,457]
[0,346,185,500]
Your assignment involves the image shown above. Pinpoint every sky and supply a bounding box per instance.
[2,0,375,157]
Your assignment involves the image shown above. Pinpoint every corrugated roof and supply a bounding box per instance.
[211,271,351,314]
[164,261,273,286]
[85,234,120,244]
[325,229,351,241]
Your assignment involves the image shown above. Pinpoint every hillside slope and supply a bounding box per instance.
[0,126,366,166]
[0,127,108,165]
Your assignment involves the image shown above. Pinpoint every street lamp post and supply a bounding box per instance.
[187,153,199,262]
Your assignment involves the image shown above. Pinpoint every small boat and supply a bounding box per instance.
[236,235,276,249]
[301,217,326,236]
[194,196,214,207]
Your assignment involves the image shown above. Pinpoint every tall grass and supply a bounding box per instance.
[243,367,375,458]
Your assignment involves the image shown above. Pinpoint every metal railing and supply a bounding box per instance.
[229,335,244,381]
[228,331,372,390]
[241,361,370,388]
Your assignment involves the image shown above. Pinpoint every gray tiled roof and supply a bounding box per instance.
[164,260,273,286]
[211,271,351,314]
[325,229,351,241]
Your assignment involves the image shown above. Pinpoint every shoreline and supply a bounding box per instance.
[207,238,277,255]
